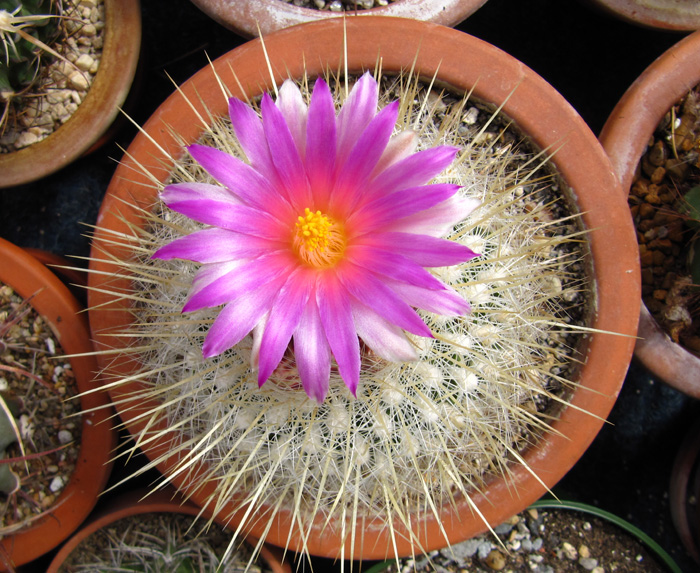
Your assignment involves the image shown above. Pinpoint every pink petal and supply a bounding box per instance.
[336,72,378,161]
[305,78,337,209]
[294,293,331,403]
[386,195,481,237]
[371,130,418,177]
[187,144,291,214]
[347,183,461,234]
[183,253,292,312]
[277,79,308,157]
[152,228,279,264]
[163,190,287,238]
[261,94,312,209]
[228,97,282,189]
[352,301,418,363]
[389,279,471,316]
[345,244,449,291]
[337,263,432,338]
[202,282,279,358]
[161,182,240,205]
[317,273,360,396]
[353,232,479,267]
[370,146,459,196]
[257,268,314,386]
[331,101,400,215]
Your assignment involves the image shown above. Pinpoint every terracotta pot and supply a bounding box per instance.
[189,0,488,37]
[87,16,640,560]
[0,0,142,189]
[599,29,700,398]
[669,419,700,565]
[46,488,291,573]
[581,0,700,31]
[0,238,116,568]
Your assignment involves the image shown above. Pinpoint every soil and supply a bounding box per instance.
[629,82,700,352]
[0,282,81,533]
[0,0,105,153]
[59,511,275,572]
[388,506,668,572]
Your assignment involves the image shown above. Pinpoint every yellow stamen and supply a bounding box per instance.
[293,207,346,268]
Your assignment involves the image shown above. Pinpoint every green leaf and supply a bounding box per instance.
[680,186,700,229]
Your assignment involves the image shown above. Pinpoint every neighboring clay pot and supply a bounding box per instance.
[669,419,700,565]
[46,488,290,573]
[87,16,639,560]
[599,29,700,398]
[0,0,142,189]
[0,238,116,568]
[582,0,700,31]
[188,0,488,37]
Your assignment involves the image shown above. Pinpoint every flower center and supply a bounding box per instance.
[294,207,346,268]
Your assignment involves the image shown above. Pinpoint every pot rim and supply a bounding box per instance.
[0,0,142,189]
[599,29,700,398]
[88,16,640,559]
[0,237,116,567]
[583,0,700,31]
[46,488,291,573]
[189,0,489,37]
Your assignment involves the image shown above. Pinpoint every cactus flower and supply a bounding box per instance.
[153,72,479,402]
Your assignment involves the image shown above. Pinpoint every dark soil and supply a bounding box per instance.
[389,506,669,572]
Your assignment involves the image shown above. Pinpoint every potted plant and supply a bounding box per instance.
[86,16,640,564]
[47,488,290,572]
[599,29,700,398]
[580,0,700,31]
[188,0,489,37]
[0,0,141,189]
[0,237,116,568]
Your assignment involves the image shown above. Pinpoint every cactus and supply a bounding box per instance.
[0,391,22,496]
[0,0,61,130]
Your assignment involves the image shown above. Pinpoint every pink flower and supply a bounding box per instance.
[153,73,479,402]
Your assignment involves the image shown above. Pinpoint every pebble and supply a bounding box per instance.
[579,557,599,570]
[561,541,578,560]
[484,549,506,570]
[49,475,65,493]
[58,429,74,444]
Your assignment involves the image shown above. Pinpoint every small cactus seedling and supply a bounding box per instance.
[0,0,63,132]
[0,391,22,496]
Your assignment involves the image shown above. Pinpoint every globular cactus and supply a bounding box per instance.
[0,391,22,496]
[0,0,60,129]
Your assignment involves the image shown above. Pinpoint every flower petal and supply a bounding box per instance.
[187,144,291,214]
[336,72,378,160]
[152,228,278,264]
[332,101,400,215]
[261,93,312,208]
[337,263,432,338]
[353,231,479,267]
[371,130,418,177]
[228,96,283,188]
[202,282,279,358]
[389,279,471,316]
[370,146,459,196]
[294,293,331,403]
[277,79,308,157]
[387,195,481,237]
[305,78,337,208]
[352,301,418,363]
[345,244,450,291]
[257,268,314,386]
[183,253,292,312]
[347,183,461,234]
[317,273,360,396]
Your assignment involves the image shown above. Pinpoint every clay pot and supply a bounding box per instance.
[599,29,700,398]
[0,0,142,189]
[0,238,116,568]
[188,0,488,37]
[46,488,291,573]
[582,0,700,31]
[87,16,640,560]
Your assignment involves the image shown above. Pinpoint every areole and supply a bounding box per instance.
[87,17,640,559]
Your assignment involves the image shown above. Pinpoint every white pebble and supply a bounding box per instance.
[49,475,65,493]
[68,71,89,91]
[58,430,74,444]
